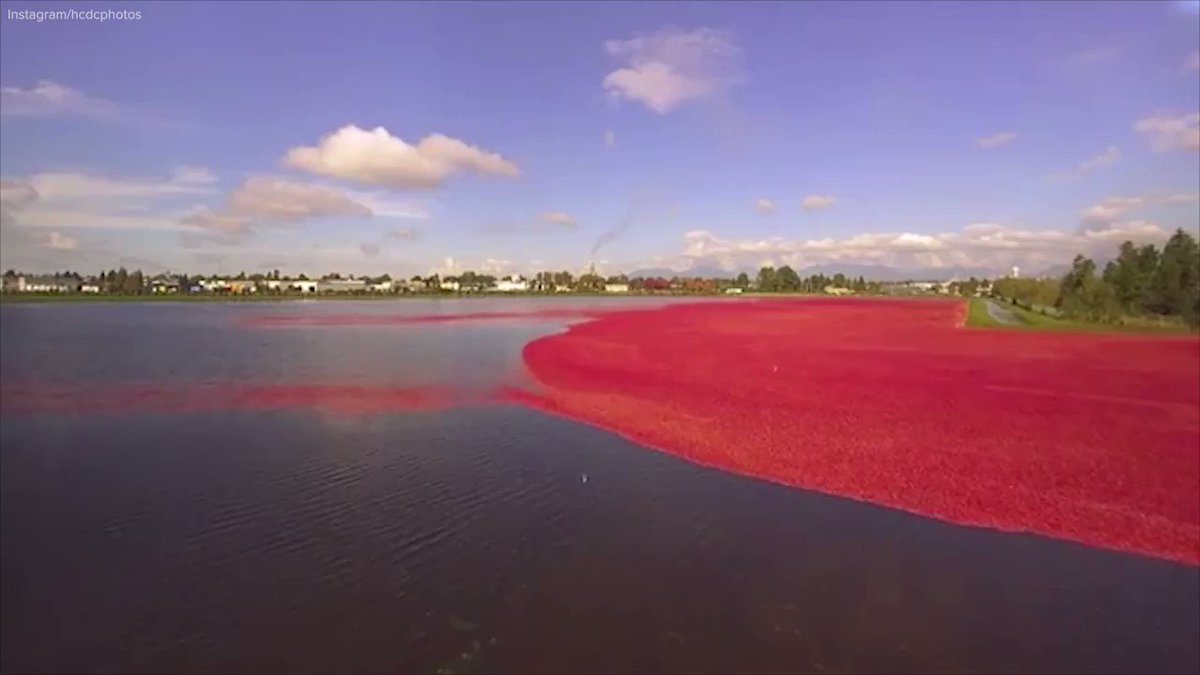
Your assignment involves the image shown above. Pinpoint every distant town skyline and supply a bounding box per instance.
[1,1,1198,277]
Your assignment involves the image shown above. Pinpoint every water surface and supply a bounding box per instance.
[2,299,1197,674]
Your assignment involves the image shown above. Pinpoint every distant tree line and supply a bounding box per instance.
[992,228,1199,327]
[754,266,882,294]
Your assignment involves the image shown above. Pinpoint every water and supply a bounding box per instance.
[2,299,1197,674]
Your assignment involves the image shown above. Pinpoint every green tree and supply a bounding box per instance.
[1152,228,1200,325]
[735,272,750,288]
[1058,255,1118,321]
[776,265,801,291]
[756,266,778,292]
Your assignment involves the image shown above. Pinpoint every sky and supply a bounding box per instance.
[1,0,1198,278]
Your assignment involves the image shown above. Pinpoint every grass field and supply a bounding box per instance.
[966,297,1196,335]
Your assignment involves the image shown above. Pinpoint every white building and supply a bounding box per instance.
[289,280,318,293]
[604,283,630,293]
[440,279,461,292]
[724,287,744,295]
[370,280,393,293]
[493,276,528,292]
[13,276,79,292]
[81,284,101,294]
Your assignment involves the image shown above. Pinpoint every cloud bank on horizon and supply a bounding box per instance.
[1,2,1198,278]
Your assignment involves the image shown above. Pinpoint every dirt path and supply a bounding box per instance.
[985,299,1021,325]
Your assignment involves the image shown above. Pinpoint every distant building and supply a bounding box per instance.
[440,279,461,292]
[264,279,283,291]
[228,280,257,294]
[724,287,744,295]
[81,284,101,294]
[493,276,528,292]
[151,276,180,294]
[823,286,853,296]
[369,280,394,293]
[289,280,318,293]
[318,278,366,293]
[1011,266,1020,278]
[10,275,80,293]
[604,283,630,293]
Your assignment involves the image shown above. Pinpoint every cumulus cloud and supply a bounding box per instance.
[431,256,461,276]
[340,188,430,219]
[284,125,520,188]
[975,131,1018,148]
[540,211,577,227]
[802,194,836,211]
[754,198,776,214]
[1,80,117,119]
[1134,112,1200,152]
[480,258,514,275]
[227,177,370,222]
[0,80,183,129]
[602,27,741,114]
[388,226,422,241]
[1080,196,1146,225]
[677,220,1182,275]
[35,231,78,251]
[0,179,39,226]
[605,129,616,148]
[0,168,218,231]
[1049,145,1120,180]
[1079,192,1199,227]
[182,177,371,239]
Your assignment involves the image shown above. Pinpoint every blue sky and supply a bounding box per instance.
[1,0,1197,277]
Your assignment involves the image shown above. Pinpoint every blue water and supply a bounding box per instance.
[2,299,1197,674]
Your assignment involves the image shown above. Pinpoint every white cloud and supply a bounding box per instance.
[1079,192,1199,226]
[1079,145,1121,171]
[602,27,741,114]
[0,168,219,231]
[1049,145,1120,180]
[604,129,616,148]
[172,166,218,185]
[801,194,836,211]
[284,125,520,188]
[0,80,182,129]
[754,198,776,214]
[676,220,1183,274]
[1080,196,1145,225]
[540,211,577,227]
[0,80,117,119]
[388,226,422,241]
[226,177,370,222]
[181,177,371,239]
[0,179,38,226]
[23,169,217,202]
[480,258,513,275]
[975,131,1018,148]
[35,231,78,251]
[1134,112,1200,152]
[340,188,430,219]
[431,256,461,276]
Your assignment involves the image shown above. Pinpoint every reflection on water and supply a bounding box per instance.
[1,300,1197,674]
